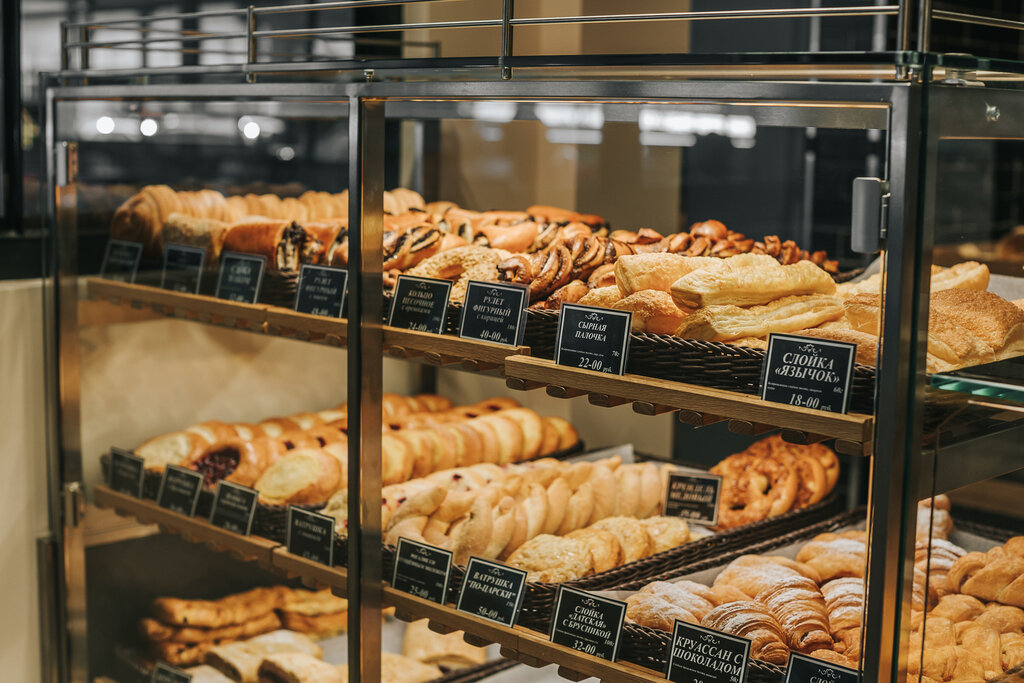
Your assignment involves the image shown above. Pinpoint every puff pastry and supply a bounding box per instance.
[612,290,688,334]
[700,601,790,665]
[670,259,836,309]
[140,611,281,644]
[675,295,844,342]
[152,587,288,629]
[257,653,344,683]
[402,619,487,670]
[205,630,322,682]
[615,253,718,295]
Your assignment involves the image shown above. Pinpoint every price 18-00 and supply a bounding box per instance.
[789,394,823,410]
[578,357,604,372]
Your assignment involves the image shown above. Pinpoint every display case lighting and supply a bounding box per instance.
[139,118,158,137]
[95,116,115,135]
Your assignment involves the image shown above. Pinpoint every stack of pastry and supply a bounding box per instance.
[140,587,335,667]
[127,393,579,504]
[710,435,840,529]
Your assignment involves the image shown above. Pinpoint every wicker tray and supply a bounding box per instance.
[374,489,843,637]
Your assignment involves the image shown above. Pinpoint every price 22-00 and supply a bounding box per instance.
[577,357,605,372]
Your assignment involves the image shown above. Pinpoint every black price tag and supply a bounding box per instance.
[550,586,626,661]
[161,244,205,294]
[208,481,258,535]
[784,653,859,683]
[156,464,204,516]
[664,471,722,526]
[286,507,335,566]
[151,662,192,683]
[555,303,631,375]
[100,239,143,282]
[760,333,857,414]
[392,537,453,604]
[667,621,750,683]
[294,264,348,318]
[459,280,528,346]
[215,252,266,304]
[388,275,452,333]
[109,447,144,498]
[456,557,527,627]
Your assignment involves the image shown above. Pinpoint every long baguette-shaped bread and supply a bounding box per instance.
[671,259,836,309]
[675,294,844,341]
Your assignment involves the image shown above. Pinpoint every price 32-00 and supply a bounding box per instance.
[577,357,605,372]
[789,394,821,409]
[572,640,598,656]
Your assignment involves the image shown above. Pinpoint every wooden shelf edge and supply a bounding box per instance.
[384,326,530,369]
[382,587,667,683]
[505,355,873,448]
[93,485,279,568]
[270,548,348,596]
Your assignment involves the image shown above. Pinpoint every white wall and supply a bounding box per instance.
[0,279,49,681]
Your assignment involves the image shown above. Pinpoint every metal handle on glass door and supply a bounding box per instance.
[851,176,889,254]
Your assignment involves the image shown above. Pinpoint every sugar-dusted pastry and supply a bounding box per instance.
[756,575,833,653]
[700,601,790,665]
[676,295,844,342]
[713,555,820,599]
[671,259,836,309]
[626,581,715,631]
[796,531,867,581]
[401,619,487,670]
[204,630,322,682]
[257,653,343,683]
[820,577,864,659]
[641,516,691,555]
[505,534,593,583]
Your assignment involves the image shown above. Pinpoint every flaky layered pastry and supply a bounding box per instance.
[675,294,844,341]
[670,259,836,309]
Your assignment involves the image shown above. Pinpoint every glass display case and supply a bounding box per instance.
[38,3,1024,683]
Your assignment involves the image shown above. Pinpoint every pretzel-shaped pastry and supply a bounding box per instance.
[710,451,798,529]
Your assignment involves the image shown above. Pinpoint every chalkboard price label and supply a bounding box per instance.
[215,252,266,304]
[760,334,857,414]
[388,275,452,334]
[550,586,626,661]
[784,653,859,683]
[156,464,204,516]
[109,448,145,498]
[161,244,206,294]
[100,239,143,282]
[456,557,527,627]
[555,303,631,375]
[286,506,335,566]
[392,537,454,604]
[151,662,192,683]
[208,481,258,535]
[459,280,528,346]
[294,264,348,318]
[667,620,750,683]
[664,471,722,526]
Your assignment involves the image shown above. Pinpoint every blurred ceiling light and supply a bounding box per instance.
[470,101,518,123]
[536,103,604,130]
[638,108,757,148]
[95,116,115,135]
[139,118,158,137]
[277,146,296,161]
[242,121,261,140]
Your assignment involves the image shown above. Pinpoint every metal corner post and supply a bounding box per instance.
[346,93,385,683]
[860,80,931,683]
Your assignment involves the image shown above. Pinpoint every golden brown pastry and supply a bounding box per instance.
[796,531,867,581]
[152,587,288,629]
[612,290,689,334]
[713,555,820,599]
[700,601,790,665]
[755,576,833,653]
[505,534,594,583]
[614,253,719,295]
[161,212,230,261]
[975,604,1024,634]
[676,294,844,342]
[254,448,343,505]
[257,653,344,683]
[151,640,222,668]
[626,581,716,631]
[204,630,322,682]
[1001,632,1024,672]
[918,495,954,540]
[590,516,653,564]
[277,589,348,638]
[947,545,1024,608]
[957,623,1003,680]
[139,611,281,644]
[821,577,864,659]
[670,259,836,309]
[792,327,879,366]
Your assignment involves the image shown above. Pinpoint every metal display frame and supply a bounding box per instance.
[39,24,1024,683]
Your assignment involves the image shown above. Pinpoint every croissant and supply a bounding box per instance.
[713,555,820,599]
[821,577,864,659]
[795,531,867,582]
[947,546,1024,608]
[700,601,790,665]
[957,623,1003,680]
[756,576,833,653]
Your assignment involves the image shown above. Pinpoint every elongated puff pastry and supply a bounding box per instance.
[612,290,688,334]
[140,610,281,644]
[671,259,836,309]
[402,619,487,670]
[152,587,288,629]
[257,653,343,683]
[205,630,322,682]
[614,253,719,295]
[675,295,844,342]
[700,601,790,665]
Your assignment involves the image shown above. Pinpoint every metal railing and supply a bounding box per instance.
[55,1,1024,79]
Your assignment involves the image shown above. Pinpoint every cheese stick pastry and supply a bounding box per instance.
[675,295,844,341]
[671,259,836,309]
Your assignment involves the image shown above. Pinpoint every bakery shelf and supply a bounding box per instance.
[384,588,666,683]
[504,356,874,456]
[93,485,279,570]
[271,547,349,597]
[85,278,270,333]
[384,326,531,375]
